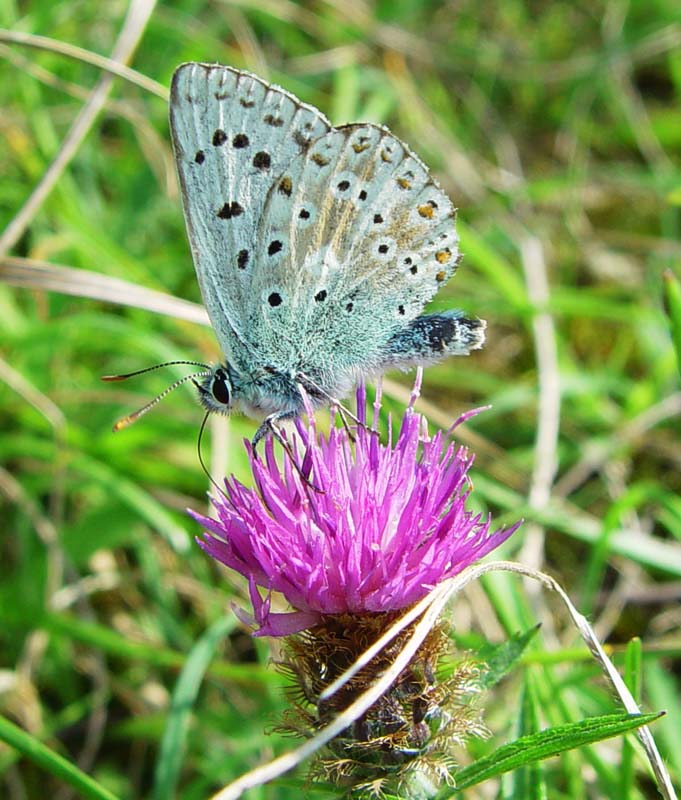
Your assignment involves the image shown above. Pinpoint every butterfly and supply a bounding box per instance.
[114,63,485,445]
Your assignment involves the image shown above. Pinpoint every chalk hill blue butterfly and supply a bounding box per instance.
[151,63,485,443]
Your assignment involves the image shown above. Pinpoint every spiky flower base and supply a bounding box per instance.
[277,612,489,799]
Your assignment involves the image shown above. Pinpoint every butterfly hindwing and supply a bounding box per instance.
[247,123,461,375]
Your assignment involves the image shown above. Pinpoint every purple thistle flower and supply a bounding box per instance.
[191,375,519,636]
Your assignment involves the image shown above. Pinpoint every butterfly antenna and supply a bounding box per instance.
[109,370,210,431]
[197,411,227,498]
[102,360,211,381]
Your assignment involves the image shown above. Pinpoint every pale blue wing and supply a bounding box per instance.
[245,123,462,374]
[169,63,331,370]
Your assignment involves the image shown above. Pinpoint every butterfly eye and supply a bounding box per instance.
[211,369,231,405]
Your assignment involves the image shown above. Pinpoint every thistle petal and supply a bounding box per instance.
[191,380,520,635]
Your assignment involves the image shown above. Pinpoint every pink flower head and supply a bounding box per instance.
[191,375,519,636]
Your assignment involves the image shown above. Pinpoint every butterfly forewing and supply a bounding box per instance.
[169,63,331,367]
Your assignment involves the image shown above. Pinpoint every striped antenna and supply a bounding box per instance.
[102,362,211,431]
[101,360,210,381]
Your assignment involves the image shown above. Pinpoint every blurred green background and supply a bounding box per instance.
[1,0,680,798]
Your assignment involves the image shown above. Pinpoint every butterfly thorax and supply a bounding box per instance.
[198,362,352,421]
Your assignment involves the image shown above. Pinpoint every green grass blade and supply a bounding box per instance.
[620,638,643,800]
[0,715,120,800]
[152,615,235,800]
[644,660,681,781]
[456,221,528,309]
[43,612,277,685]
[663,269,681,377]
[504,673,547,800]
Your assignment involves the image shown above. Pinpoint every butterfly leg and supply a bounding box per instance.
[251,413,289,451]
[335,406,357,443]
[296,373,377,440]
[252,412,323,493]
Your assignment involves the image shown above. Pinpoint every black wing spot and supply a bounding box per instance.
[345,302,354,312]
[212,129,227,146]
[253,151,271,170]
[378,244,389,254]
[299,208,310,219]
[268,240,283,256]
[337,179,350,192]
[237,249,249,269]
[217,201,244,219]
[373,213,383,224]
[410,265,418,274]
[292,130,311,151]
[268,292,282,307]
[398,305,406,315]
[240,98,255,108]
[194,150,205,164]
[232,133,249,148]
[314,290,327,302]
[358,190,367,201]
[264,113,284,127]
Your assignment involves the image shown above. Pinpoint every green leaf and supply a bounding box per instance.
[441,712,662,795]
[477,625,541,690]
